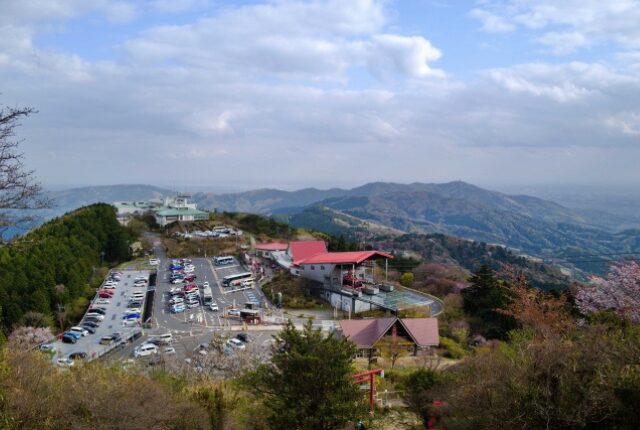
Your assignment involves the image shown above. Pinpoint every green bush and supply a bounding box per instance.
[439,337,467,359]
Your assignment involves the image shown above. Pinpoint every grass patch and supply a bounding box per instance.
[262,272,328,309]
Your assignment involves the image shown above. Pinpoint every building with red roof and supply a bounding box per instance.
[253,239,443,316]
[338,317,439,357]
[288,240,327,265]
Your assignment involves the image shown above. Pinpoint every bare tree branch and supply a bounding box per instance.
[0,103,52,238]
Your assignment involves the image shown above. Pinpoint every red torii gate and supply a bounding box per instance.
[352,368,384,415]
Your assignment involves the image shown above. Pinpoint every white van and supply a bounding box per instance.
[134,343,158,358]
[152,333,173,345]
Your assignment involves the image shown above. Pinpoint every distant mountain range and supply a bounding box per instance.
[9,181,639,275]
[192,181,640,273]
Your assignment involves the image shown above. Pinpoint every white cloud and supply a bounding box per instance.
[471,0,640,54]
[606,112,640,136]
[468,8,515,33]
[368,34,445,79]
[1,0,639,187]
[487,62,639,102]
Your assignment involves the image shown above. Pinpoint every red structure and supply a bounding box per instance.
[352,368,384,415]
[343,271,363,288]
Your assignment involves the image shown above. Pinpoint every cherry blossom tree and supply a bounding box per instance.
[7,326,54,349]
[575,259,640,323]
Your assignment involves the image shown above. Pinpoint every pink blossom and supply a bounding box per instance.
[575,259,640,323]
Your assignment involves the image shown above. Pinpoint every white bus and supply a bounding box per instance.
[202,285,213,305]
[214,256,235,266]
[222,272,252,287]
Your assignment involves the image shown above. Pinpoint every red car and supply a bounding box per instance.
[183,284,198,293]
[183,275,197,282]
[98,290,115,298]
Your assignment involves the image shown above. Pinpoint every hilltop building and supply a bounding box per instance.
[114,194,208,227]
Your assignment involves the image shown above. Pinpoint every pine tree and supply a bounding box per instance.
[249,320,364,430]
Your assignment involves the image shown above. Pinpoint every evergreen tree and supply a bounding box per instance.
[462,265,517,339]
[249,320,364,430]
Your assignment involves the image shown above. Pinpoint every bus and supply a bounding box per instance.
[214,256,235,266]
[202,285,213,306]
[222,272,252,287]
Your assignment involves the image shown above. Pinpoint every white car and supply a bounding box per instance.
[95,299,110,305]
[183,267,195,274]
[149,258,159,266]
[125,307,142,314]
[133,343,158,358]
[69,326,89,337]
[162,346,176,355]
[202,281,210,289]
[122,318,139,327]
[226,338,246,350]
[135,276,147,282]
[85,313,105,321]
[56,358,75,368]
[209,302,219,311]
[227,309,241,317]
[102,284,117,290]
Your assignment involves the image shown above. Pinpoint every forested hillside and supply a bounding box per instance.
[0,204,133,334]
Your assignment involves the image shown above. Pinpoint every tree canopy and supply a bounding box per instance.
[461,265,518,339]
[248,320,364,430]
[0,203,133,334]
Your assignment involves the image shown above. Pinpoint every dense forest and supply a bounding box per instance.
[0,204,133,335]
[385,233,571,290]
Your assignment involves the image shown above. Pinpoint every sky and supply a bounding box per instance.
[1,0,640,191]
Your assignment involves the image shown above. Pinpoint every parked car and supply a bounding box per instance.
[88,307,106,314]
[80,324,96,334]
[100,335,116,345]
[149,333,173,345]
[68,351,87,360]
[170,305,185,314]
[69,326,89,337]
[149,258,159,266]
[236,333,251,343]
[162,346,176,355]
[64,331,82,340]
[56,358,74,367]
[95,299,110,305]
[39,343,55,352]
[62,334,77,344]
[133,343,158,358]
[227,309,241,317]
[122,319,138,327]
[98,292,114,299]
[82,318,100,329]
[226,338,246,350]
[85,313,105,321]
[123,312,141,319]
[187,302,199,309]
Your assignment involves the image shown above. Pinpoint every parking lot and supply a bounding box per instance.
[50,269,151,364]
